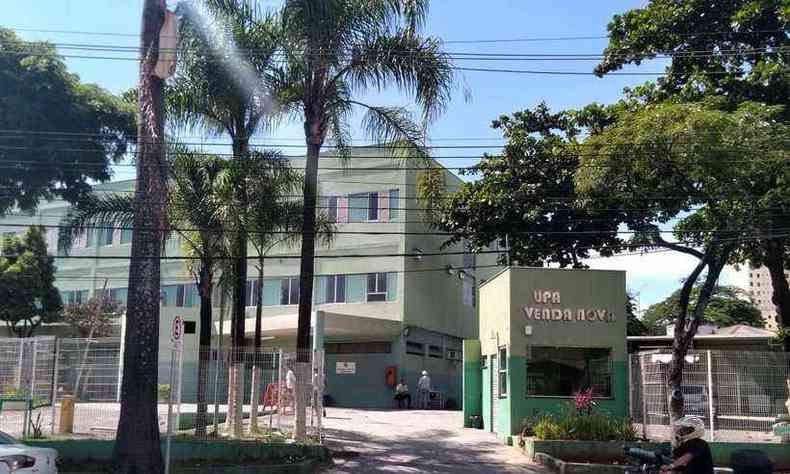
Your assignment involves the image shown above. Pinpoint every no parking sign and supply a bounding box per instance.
[170,315,184,348]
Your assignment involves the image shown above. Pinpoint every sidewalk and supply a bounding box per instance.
[321,408,546,473]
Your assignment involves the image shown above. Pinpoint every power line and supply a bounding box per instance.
[3,221,787,238]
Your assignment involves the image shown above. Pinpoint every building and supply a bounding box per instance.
[0,149,501,408]
[628,324,780,353]
[747,265,789,331]
[462,267,628,441]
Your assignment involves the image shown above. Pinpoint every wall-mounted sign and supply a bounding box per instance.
[523,290,615,323]
[170,315,184,347]
[336,362,356,374]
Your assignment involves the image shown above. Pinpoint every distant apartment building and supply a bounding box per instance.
[0,149,500,408]
[748,265,789,331]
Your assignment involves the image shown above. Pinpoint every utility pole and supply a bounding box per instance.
[113,1,167,472]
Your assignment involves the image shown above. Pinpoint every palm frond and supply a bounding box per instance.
[58,193,135,253]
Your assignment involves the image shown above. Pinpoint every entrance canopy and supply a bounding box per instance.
[213,311,401,339]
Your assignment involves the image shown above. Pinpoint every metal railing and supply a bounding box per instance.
[630,350,790,443]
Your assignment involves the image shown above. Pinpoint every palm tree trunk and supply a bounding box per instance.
[113,0,166,471]
[295,136,321,440]
[250,258,264,432]
[764,239,790,351]
[195,265,213,437]
[227,138,249,438]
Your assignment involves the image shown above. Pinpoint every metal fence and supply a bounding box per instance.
[630,350,790,443]
[0,337,324,447]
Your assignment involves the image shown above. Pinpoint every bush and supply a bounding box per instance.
[531,409,637,442]
[157,384,171,402]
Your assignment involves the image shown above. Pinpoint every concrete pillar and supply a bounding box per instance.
[312,311,325,353]
[462,340,482,428]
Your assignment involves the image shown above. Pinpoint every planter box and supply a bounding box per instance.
[521,439,790,471]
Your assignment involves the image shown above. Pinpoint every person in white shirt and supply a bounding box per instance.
[394,378,411,409]
[417,370,432,409]
[285,368,297,411]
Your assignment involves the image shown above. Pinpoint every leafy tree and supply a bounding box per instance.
[642,285,764,333]
[438,104,623,267]
[626,292,649,337]
[272,0,457,437]
[0,28,136,216]
[575,101,788,420]
[595,0,790,351]
[0,227,62,337]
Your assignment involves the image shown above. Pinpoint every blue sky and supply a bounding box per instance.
[3,0,747,310]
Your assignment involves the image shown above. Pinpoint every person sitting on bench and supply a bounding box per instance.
[394,378,411,409]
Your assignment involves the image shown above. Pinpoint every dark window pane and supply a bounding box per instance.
[328,197,338,222]
[280,279,290,305]
[176,285,185,307]
[336,275,346,303]
[183,321,196,334]
[289,278,299,305]
[367,274,376,292]
[389,189,399,220]
[378,273,387,293]
[326,276,336,303]
[368,193,379,220]
[526,347,612,397]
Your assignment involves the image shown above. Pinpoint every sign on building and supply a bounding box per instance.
[170,315,184,348]
[336,361,356,375]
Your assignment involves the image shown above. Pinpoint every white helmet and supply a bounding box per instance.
[421,370,428,376]
[673,415,705,445]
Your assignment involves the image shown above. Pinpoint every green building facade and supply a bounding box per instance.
[463,267,628,440]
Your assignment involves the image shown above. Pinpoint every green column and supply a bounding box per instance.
[462,340,482,428]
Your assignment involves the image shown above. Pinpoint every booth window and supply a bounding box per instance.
[428,345,443,358]
[526,347,612,397]
[326,342,391,354]
[406,341,425,356]
[498,346,508,397]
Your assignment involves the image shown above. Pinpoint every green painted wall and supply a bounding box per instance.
[482,364,492,432]
[462,340,482,427]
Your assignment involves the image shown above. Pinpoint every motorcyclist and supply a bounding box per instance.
[660,416,713,474]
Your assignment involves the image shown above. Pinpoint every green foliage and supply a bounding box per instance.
[643,285,764,333]
[595,0,789,113]
[626,292,649,336]
[0,227,62,337]
[0,28,136,216]
[158,384,171,402]
[438,103,623,267]
[532,410,637,442]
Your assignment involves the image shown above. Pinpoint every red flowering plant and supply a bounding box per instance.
[574,388,596,415]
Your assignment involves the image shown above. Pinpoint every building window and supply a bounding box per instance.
[109,288,128,305]
[326,342,391,354]
[161,284,197,308]
[280,277,299,305]
[183,321,196,334]
[327,196,339,222]
[325,275,346,303]
[367,273,387,302]
[101,224,113,246]
[498,346,508,397]
[120,228,133,244]
[368,193,379,221]
[406,341,425,356]
[526,347,612,398]
[389,189,400,220]
[428,345,443,359]
[245,280,259,307]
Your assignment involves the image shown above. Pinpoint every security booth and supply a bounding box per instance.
[463,267,628,440]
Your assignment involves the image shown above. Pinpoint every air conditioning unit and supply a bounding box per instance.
[446,350,461,361]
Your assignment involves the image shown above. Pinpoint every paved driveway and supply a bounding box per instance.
[321,408,546,473]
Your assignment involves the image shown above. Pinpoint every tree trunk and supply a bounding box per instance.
[764,239,790,351]
[667,247,731,441]
[250,259,264,432]
[195,265,213,437]
[113,0,166,471]
[294,132,322,441]
[227,138,249,438]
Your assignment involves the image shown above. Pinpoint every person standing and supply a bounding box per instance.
[417,370,432,409]
[394,378,411,409]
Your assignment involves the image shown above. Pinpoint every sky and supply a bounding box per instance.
[3,0,747,310]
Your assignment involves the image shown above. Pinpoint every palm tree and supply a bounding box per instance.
[58,149,229,437]
[244,159,335,432]
[271,0,457,437]
[171,1,280,436]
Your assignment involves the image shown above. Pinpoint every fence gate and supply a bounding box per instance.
[630,350,790,443]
